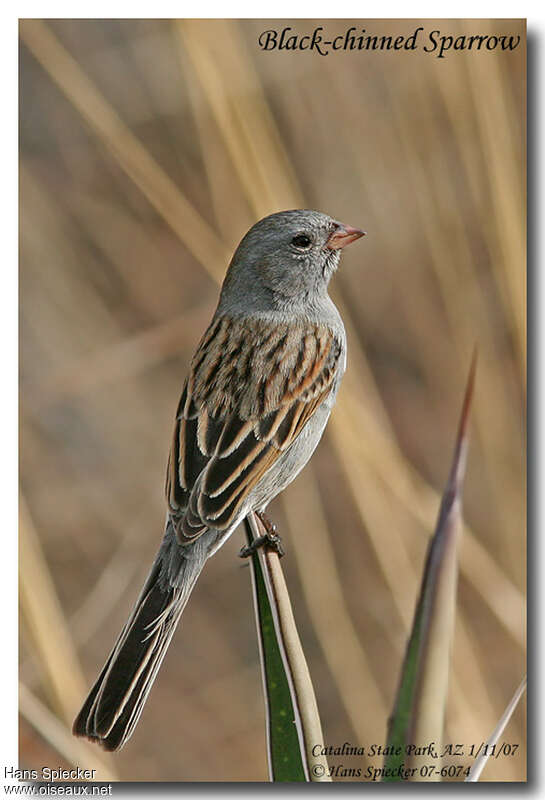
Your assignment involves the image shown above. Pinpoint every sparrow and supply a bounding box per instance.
[73,209,365,751]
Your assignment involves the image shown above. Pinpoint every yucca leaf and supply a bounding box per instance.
[245,514,330,782]
[384,354,477,781]
[246,523,306,781]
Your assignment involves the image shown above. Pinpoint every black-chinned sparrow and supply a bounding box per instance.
[73,209,365,750]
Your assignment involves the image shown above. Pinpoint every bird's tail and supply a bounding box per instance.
[73,524,210,751]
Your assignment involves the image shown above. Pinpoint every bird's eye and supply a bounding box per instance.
[291,233,312,249]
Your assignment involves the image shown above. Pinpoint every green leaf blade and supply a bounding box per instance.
[249,543,307,782]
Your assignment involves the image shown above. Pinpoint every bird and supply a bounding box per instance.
[73,209,365,751]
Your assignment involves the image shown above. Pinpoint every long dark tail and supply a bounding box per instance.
[73,524,210,751]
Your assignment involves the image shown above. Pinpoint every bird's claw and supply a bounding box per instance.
[239,532,285,559]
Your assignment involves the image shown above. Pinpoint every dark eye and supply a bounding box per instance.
[291,233,312,249]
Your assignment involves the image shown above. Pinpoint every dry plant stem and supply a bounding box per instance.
[19,19,230,283]
[19,497,117,777]
[68,536,143,647]
[19,20,525,780]
[19,495,88,725]
[389,76,523,544]
[337,387,525,648]
[461,20,525,380]
[39,302,213,407]
[23,19,523,659]
[448,612,507,755]
[465,676,527,783]
[246,513,331,783]
[175,28,524,767]
[176,19,303,217]
[178,17,525,650]
[19,684,118,781]
[428,51,525,580]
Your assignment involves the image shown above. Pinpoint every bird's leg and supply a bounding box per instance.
[239,512,285,558]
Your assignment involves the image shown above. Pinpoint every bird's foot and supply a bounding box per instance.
[239,512,285,558]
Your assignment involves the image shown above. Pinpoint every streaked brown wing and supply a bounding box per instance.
[165,315,342,542]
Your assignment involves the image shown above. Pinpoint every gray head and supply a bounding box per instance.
[217,210,364,315]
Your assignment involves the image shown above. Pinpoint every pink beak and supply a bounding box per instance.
[326,223,366,250]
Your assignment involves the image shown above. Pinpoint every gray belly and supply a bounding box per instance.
[246,401,332,512]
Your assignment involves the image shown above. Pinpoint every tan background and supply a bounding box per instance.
[19,19,526,782]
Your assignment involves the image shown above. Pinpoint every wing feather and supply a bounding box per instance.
[166,315,342,543]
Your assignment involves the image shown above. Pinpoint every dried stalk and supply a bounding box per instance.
[465,676,527,782]
[19,495,87,724]
[19,683,118,781]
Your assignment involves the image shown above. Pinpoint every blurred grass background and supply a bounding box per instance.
[19,18,526,782]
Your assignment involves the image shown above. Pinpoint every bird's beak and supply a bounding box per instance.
[326,224,366,250]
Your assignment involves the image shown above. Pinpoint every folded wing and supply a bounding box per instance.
[165,315,342,542]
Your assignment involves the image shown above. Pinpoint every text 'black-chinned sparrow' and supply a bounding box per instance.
[73,209,365,750]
